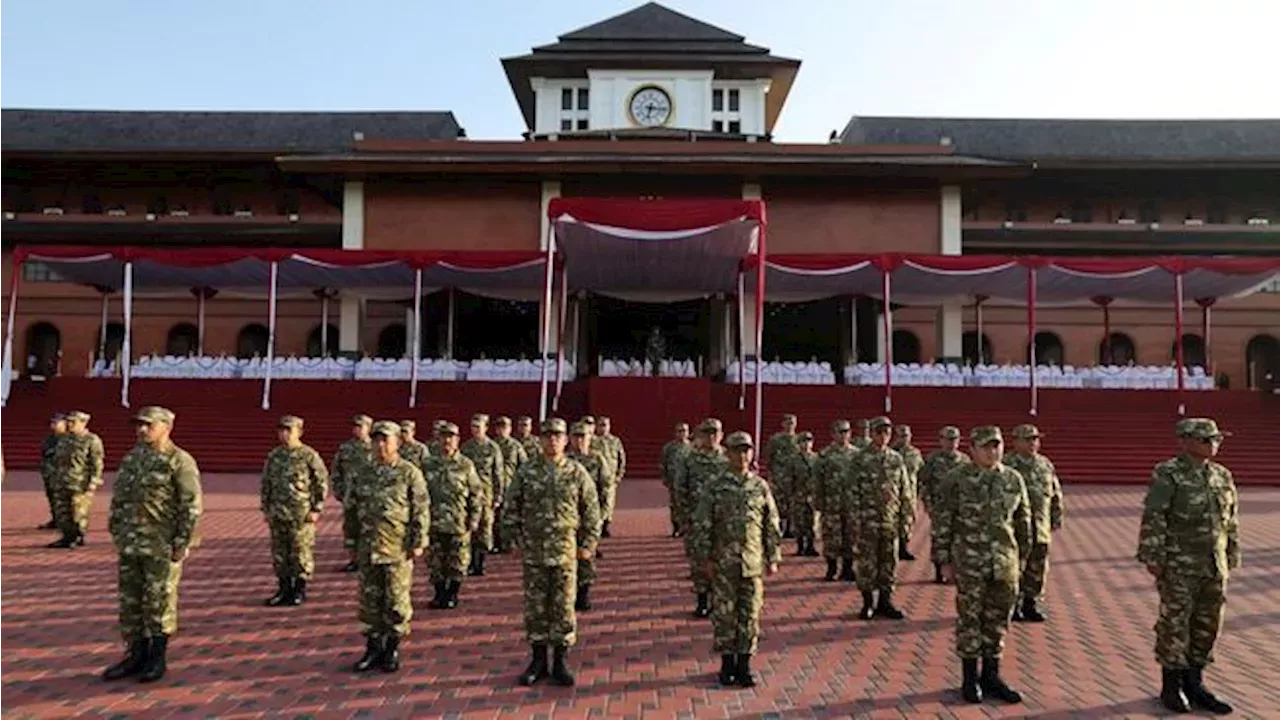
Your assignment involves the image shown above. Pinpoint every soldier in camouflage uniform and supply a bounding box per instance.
[330,414,373,572]
[763,414,800,539]
[891,424,923,561]
[692,431,782,688]
[491,416,528,553]
[461,413,504,576]
[1005,424,1064,623]
[38,412,67,530]
[347,421,429,673]
[852,418,872,450]
[503,418,601,687]
[918,426,970,583]
[815,419,859,582]
[49,410,105,548]
[660,422,691,537]
[593,416,627,537]
[568,421,611,611]
[260,415,329,606]
[515,415,541,460]
[934,426,1030,705]
[424,422,481,610]
[1137,418,1238,715]
[398,420,431,472]
[672,418,728,617]
[784,431,820,556]
[427,420,447,456]
[848,417,909,620]
[102,406,202,683]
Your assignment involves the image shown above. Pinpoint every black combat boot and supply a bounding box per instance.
[933,563,945,584]
[137,635,168,683]
[47,534,75,549]
[550,645,575,686]
[429,581,448,609]
[474,552,486,577]
[717,654,737,686]
[1020,597,1045,623]
[265,578,292,607]
[824,558,838,581]
[834,556,855,584]
[354,635,382,672]
[782,519,794,540]
[102,639,148,681]
[343,559,358,572]
[803,539,819,557]
[1184,666,1232,714]
[858,591,876,620]
[575,584,592,611]
[446,581,461,609]
[1159,667,1191,713]
[961,658,983,703]
[875,589,905,620]
[467,554,480,577]
[694,592,710,618]
[795,539,806,556]
[898,544,915,561]
[289,578,307,606]
[979,656,1022,703]
[380,634,401,672]
[518,643,548,686]
[38,519,57,530]
[736,653,756,688]
[601,520,612,538]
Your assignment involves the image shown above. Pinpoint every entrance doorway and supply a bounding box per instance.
[25,322,61,377]
[585,296,709,376]
[1246,334,1280,391]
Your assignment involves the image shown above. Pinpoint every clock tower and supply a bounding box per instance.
[502,2,800,139]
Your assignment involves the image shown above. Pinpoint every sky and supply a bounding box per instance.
[2,0,1278,142]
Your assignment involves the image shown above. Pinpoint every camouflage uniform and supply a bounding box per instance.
[593,424,626,524]
[815,430,858,568]
[503,419,602,649]
[424,439,481,587]
[260,419,329,585]
[348,422,430,640]
[55,415,105,541]
[515,416,542,462]
[1005,425,1064,609]
[848,442,908,598]
[493,426,528,552]
[783,434,820,551]
[673,421,728,598]
[890,429,923,551]
[461,419,505,553]
[39,416,66,526]
[660,435,691,533]
[399,420,431,473]
[108,407,203,645]
[852,419,872,450]
[569,437,610,593]
[918,431,971,567]
[764,424,799,534]
[330,417,373,554]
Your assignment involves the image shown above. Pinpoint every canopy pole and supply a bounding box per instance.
[882,269,893,413]
[553,262,567,412]
[197,290,207,356]
[261,261,278,411]
[1027,266,1038,417]
[1174,273,1186,415]
[445,287,456,360]
[1102,302,1112,363]
[736,270,746,411]
[752,225,767,448]
[98,293,109,362]
[1199,299,1214,377]
[121,262,134,408]
[320,292,329,357]
[409,269,423,408]
[537,225,556,423]
[1,260,23,408]
[974,296,985,365]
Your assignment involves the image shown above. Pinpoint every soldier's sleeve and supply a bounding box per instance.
[171,452,203,553]
[466,464,483,531]
[659,445,672,486]
[895,461,912,528]
[1136,465,1174,567]
[690,480,716,564]
[259,453,273,513]
[578,465,602,551]
[672,455,689,508]
[1224,468,1241,570]
[502,468,525,550]
[1012,470,1032,563]
[408,465,430,554]
[90,436,105,488]
[490,449,505,505]
[933,469,957,566]
[308,449,329,515]
[329,450,344,500]
[616,439,627,481]
[762,482,783,566]
[1048,460,1065,530]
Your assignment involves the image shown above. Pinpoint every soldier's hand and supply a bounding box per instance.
[1145,563,1160,578]
[940,564,955,583]
[577,548,593,560]
[171,547,189,562]
[307,511,320,523]
[411,547,424,559]
[766,563,778,576]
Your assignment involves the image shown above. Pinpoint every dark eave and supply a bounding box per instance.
[964,221,1280,256]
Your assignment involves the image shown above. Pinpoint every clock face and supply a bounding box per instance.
[629,85,673,127]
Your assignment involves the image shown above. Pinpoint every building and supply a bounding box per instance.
[4,2,1279,389]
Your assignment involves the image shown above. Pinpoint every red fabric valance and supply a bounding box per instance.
[547,197,765,231]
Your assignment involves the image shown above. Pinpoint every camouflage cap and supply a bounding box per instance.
[856,418,870,430]
[970,425,1003,446]
[472,413,489,424]
[798,431,814,442]
[599,416,611,423]
[516,415,533,424]
[782,414,798,423]
[725,431,755,449]
[66,410,91,423]
[1177,418,1231,440]
[399,419,416,432]
[437,421,460,436]
[868,416,893,431]
[570,421,590,436]
[371,420,400,437]
[894,424,912,435]
[434,419,448,430]
[278,415,304,430]
[674,420,690,429]
[133,406,176,425]
[494,415,512,427]
[50,412,67,422]
[542,417,568,434]
[580,415,597,425]
[938,425,962,440]
[351,414,373,427]
[1011,424,1042,439]
[698,417,723,433]
[832,419,852,432]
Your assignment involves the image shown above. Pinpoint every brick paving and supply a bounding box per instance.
[3,472,1278,719]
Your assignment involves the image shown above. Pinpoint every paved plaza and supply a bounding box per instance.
[3,473,1278,719]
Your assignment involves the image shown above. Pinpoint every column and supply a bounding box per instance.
[340,181,365,354]
[540,180,561,251]
[935,185,964,362]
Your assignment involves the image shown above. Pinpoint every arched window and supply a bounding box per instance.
[25,322,62,377]
[1098,332,1136,366]
[962,331,993,365]
[1245,334,1279,390]
[166,323,199,356]
[1027,331,1064,366]
[236,323,270,358]
[95,322,125,361]
[306,324,340,358]
[891,330,922,364]
[1172,333,1207,369]
[377,324,407,359]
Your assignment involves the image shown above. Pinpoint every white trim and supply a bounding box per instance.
[341,181,364,250]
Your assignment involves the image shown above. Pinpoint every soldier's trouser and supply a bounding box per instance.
[1021,542,1051,601]
[522,562,578,646]
[269,519,317,581]
[41,472,57,519]
[927,504,944,565]
[358,559,414,637]
[683,535,711,594]
[428,531,470,584]
[771,471,792,529]
[899,486,916,545]
[601,480,618,522]
[954,573,1019,659]
[342,504,359,551]
[711,565,764,655]
[820,514,853,561]
[1154,572,1227,669]
[855,528,899,592]
[664,480,679,529]
[118,553,183,643]
[52,484,74,535]
[792,502,818,544]
[577,556,596,587]
[70,490,94,534]
[476,497,495,551]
